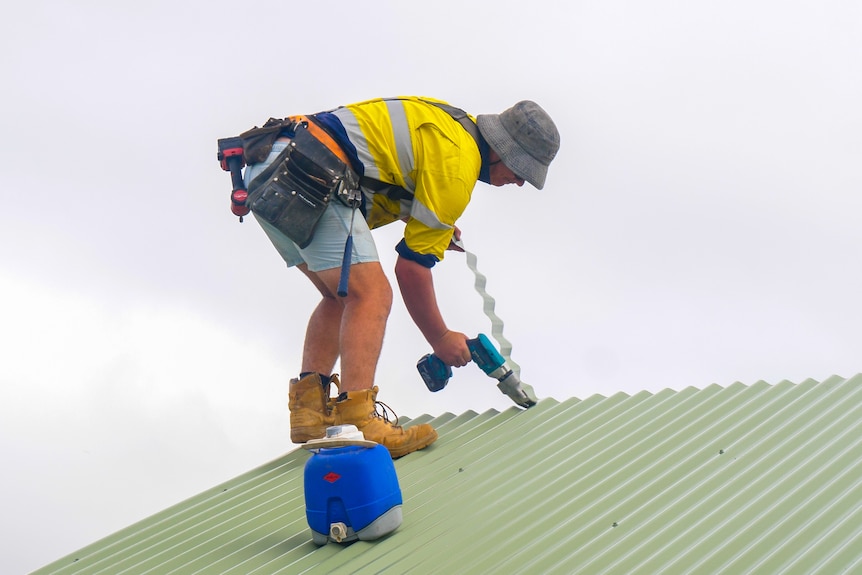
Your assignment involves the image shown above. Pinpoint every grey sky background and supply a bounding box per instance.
[2,0,860,572]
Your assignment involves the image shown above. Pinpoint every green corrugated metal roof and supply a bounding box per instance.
[34,375,862,574]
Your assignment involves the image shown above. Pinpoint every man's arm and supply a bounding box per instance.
[394,255,471,367]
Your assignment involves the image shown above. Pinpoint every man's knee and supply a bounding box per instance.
[313,262,392,311]
[348,263,393,310]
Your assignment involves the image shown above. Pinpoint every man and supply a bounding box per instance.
[242,96,560,458]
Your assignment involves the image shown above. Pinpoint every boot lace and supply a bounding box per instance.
[374,400,400,427]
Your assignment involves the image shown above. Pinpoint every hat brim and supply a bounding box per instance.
[477,114,548,189]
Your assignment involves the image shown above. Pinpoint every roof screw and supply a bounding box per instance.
[612,522,618,528]
[719,449,725,455]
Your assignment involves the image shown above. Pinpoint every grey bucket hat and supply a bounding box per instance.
[477,100,560,189]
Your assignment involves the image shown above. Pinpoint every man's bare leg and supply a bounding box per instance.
[298,264,342,377]
[300,262,392,392]
[295,261,437,456]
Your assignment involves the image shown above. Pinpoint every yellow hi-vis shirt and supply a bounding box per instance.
[330,96,482,263]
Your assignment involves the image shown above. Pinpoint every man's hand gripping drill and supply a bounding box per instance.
[417,333,537,409]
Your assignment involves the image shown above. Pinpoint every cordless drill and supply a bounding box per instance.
[416,333,537,408]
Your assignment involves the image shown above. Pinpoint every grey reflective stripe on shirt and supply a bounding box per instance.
[387,100,451,230]
[331,107,381,181]
[334,100,451,231]
[385,99,415,192]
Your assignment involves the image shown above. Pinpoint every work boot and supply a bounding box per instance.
[288,373,336,443]
[333,386,438,458]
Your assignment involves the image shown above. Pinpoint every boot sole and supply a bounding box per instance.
[291,426,329,444]
[388,428,439,459]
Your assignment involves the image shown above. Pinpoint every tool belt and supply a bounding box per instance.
[246,123,359,248]
[227,100,479,231]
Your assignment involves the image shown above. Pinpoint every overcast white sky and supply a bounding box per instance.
[2,0,860,572]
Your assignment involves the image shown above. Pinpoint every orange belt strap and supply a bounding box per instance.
[289,115,352,166]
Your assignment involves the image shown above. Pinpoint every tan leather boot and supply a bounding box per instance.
[333,386,438,458]
[289,373,336,443]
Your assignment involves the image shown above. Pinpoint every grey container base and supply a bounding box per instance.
[310,506,403,545]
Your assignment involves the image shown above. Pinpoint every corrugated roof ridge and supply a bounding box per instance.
[670,376,859,572]
[395,400,563,472]
[357,393,658,573]
[687,374,862,574]
[576,376,862,575]
[804,495,862,574]
[209,402,560,575]
[570,380,806,574]
[395,404,556,502]
[260,372,860,573]
[308,400,582,574]
[223,405,539,575]
[87,406,535,574]
[131,478,309,574]
[33,376,862,575]
[133,461,306,573]
[423,387,715,573]
[121,408,552,567]
[508,384,760,574]
[426,380,832,569]
[41,449,309,574]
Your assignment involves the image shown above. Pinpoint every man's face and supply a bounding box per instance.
[488,150,526,187]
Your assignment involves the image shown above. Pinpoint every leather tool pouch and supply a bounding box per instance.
[247,126,359,248]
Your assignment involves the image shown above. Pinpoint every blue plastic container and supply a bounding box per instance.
[304,443,403,545]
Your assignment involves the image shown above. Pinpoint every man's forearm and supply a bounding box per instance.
[394,256,448,345]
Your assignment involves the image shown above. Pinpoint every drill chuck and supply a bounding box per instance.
[496,371,537,409]
[486,365,512,382]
